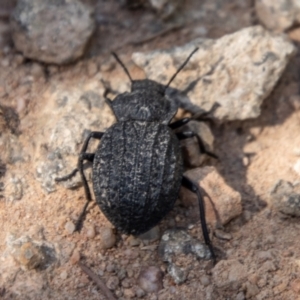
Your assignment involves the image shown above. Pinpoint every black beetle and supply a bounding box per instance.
[56,48,216,261]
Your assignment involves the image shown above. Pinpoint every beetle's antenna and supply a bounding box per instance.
[112,52,133,83]
[164,47,199,93]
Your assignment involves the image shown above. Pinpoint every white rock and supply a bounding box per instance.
[132,26,296,121]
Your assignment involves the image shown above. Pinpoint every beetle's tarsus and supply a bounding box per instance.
[169,118,190,130]
[75,200,90,232]
[182,175,216,263]
[55,168,79,182]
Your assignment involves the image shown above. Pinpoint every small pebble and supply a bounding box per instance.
[60,270,68,280]
[127,269,134,278]
[106,262,116,273]
[65,221,75,234]
[127,235,141,247]
[12,241,44,270]
[1,58,9,67]
[86,226,96,239]
[118,268,127,280]
[100,227,116,249]
[122,278,131,288]
[138,266,163,293]
[106,276,119,290]
[270,180,300,217]
[215,229,232,240]
[135,286,146,298]
[123,288,135,298]
[14,54,24,66]
[236,291,245,300]
[168,264,187,284]
[124,248,139,259]
[70,250,80,265]
[200,275,211,286]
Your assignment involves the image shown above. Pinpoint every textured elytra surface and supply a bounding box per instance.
[93,121,183,235]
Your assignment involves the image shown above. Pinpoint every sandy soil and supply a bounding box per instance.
[1,1,300,299]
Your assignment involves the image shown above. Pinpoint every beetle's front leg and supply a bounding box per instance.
[182,175,216,264]
[55,153,95,182]
[176,131,218,159]
[169,103,220,130]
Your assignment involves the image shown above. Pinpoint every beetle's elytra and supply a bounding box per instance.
[55,48,217,261]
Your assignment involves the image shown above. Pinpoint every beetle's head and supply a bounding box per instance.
[108,79,177,124]
[108,49,199,124]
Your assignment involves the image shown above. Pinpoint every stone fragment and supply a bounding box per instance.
[86,225,96,239]
[182,166,242,227]
[270,180,300,217]
[106,276,120,290]
[212,259,248,289]
[6,235,56,271]
[255,0,300,32]
[64,221,76,235]
[138,266,163,293]
[123,288,135,298]
[200,275,211,286]
[180,120,215,167]
[132,26,296,121]
[99,227,116,249]
[11,0,95,64]
[159,229,211,261]
[70,250,80,265]
[167,264,187,284]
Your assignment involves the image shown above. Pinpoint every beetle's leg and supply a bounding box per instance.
[192,102,220,121]
[169,103,220,129]
[55,153,95,182]
[176,131,218,159]
[55,131,103,231]
[169,118,191,130]
[104,88,113,104]
[182,175,216,264]
[75,131,104,231]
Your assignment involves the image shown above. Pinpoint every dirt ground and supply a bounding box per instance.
[1,0,300,299]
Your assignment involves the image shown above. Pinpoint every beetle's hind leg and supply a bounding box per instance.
[55,131,104,231]
[176,131,218,159]
[182,175,216,264]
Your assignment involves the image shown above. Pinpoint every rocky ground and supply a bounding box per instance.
[1,0,300,299]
